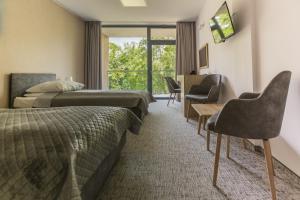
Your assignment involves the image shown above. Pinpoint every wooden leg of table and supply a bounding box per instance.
[203,116,207,130]
[207,130,211,151]
[167,93,172,106]
[226,136,230,159]
[213,133,222,186]
[197,116,202,135]
[263,139,277,200]
[187,100,191,122]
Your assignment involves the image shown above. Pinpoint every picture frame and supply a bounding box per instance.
[199,43,209,68]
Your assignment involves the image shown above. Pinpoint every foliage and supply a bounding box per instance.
[108,39,175,94]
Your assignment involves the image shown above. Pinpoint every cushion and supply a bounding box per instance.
[26,80,84,93]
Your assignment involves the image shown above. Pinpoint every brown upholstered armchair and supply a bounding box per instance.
[185,74,222,122]
[165,77,181,106]
[206,71,292,200]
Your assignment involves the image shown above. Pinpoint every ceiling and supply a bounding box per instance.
[54,0,205,24]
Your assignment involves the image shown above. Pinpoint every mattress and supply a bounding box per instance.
[13,97,37,108]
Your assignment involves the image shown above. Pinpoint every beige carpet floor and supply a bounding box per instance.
[98,101,300,200]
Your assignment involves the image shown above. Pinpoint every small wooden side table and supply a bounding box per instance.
[192,104,223,151]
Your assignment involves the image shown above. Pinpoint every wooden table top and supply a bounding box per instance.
[191,104,223,116]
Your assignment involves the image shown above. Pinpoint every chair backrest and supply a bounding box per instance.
[198,74,222,94]
[257,71,292,138]
[215,71,291,139]
[165,77,180,93]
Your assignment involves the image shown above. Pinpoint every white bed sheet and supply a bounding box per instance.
[13,97,37,108]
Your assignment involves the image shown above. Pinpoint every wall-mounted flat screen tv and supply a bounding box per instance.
[209,2,235,44]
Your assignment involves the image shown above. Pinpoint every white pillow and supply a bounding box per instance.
[26,80,84,93]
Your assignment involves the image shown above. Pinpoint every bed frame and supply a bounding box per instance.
[9,73,56,108]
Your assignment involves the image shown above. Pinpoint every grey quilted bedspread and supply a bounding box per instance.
[0,107,141,199]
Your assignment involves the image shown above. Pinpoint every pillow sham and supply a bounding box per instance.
[26,80,84,93]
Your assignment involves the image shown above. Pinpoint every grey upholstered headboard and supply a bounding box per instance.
[9,73,56,108]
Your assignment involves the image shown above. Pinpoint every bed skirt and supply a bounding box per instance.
[81,132,127,199]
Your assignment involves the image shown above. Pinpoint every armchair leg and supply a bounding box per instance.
[207,130,211,151]
[187,100,191,122]
[213,133,222,186]
[167,93,172,106]
[272,158,276,177]
[197,116,202,135]
[172,93,176,103]
[226,136,230,159]
[263,139,277,200]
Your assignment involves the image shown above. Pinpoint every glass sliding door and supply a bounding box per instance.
[149,27,176,98]
[152,45,176,97]
[102,26,176,98]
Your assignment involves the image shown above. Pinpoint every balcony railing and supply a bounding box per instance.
[108,69,175,95]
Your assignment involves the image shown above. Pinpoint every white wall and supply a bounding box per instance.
[196,0,254,102]
[254,0,300,175]
[197,0,300,175]
[0,0,85,108]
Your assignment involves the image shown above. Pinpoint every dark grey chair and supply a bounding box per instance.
[206,71,292,200]
[165,77,181,106]
[185,74,222,122]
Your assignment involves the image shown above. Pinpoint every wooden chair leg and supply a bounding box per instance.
[167,93,172,106]
[272,158,276,176]
[263,139,277,200]
[186,100,191,122]
[226,136,230,159]
[207,130,211,151]
[197,116,202,135]
[213,133,222,186]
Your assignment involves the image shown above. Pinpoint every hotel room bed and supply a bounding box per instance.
[0,106,141,199]
[10,73,155,119]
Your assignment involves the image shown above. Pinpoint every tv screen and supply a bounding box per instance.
[209,2,235,44]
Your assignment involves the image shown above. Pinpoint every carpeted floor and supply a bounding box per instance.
[98,101,300,200]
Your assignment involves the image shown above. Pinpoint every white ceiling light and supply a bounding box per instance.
[120,0,147,7]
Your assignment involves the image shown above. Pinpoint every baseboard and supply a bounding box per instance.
[244,139,300,181]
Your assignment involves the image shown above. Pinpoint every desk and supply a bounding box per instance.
[177,74,205,118]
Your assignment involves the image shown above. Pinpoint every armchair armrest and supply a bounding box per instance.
[239,92,260,99]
